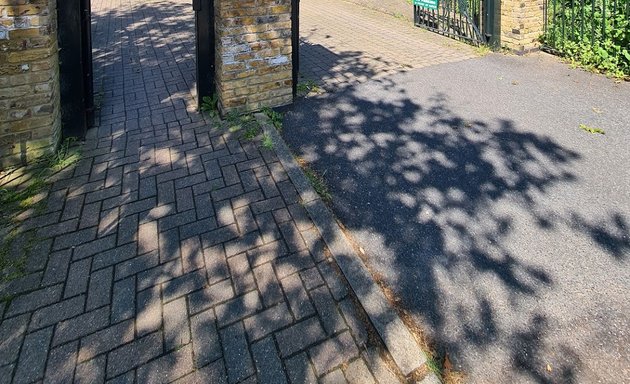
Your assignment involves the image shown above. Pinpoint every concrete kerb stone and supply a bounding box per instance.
[255,113,427,377]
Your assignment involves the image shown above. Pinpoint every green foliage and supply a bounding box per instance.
[261,134,274,150]
[200,94,220,117]
[579,123,606,134]
[542,0,630,78]
[262,107,284,131]
[296,80,321,96]
[0,137,81,283]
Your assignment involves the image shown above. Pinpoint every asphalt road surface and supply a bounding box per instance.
[282,52,630,383]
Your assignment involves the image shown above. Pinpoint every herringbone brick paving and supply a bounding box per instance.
[299,0,476,91]
[0,0,407,383]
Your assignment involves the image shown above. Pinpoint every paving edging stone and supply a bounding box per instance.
[256,113,427,377]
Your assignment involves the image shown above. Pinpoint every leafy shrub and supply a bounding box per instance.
[542,0,629,78]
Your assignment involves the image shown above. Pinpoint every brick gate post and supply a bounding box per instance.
[0,0,61,169]
[500,0,545,53]
[214,0,293,114]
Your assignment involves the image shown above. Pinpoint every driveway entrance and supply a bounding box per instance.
[282,1,630,382]
[298,0,476,90]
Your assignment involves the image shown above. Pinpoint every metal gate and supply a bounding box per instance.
[57,0,216,139]
[414,0,500,47]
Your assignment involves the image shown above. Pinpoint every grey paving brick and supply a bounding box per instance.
[272,208,292,223]
[44,340,78,384]
[136,343,194,383]
[211,184,244,202]
[252,336,288,384]
[7,284,63,317]
[139,176,157,199]
[243,302,293,342]
[344,358,376,384]
[318,261,349,301]
[115,251,159,280]
[277,181,300,205]
[41,249,72,286]
[29,294,85,331]
[0,365,14,384]
[201,224,239,249]
[281,273,315,320]
[172,359,227,384]
[37,218,80,240]
[112,277,136,323]
[251,196,285,215]
[301,227,327,262]
[252,263,284,307]
[106,331,164,378]
[279,221,308,253]
[117,213,138,245]
[137,258,183,291]
[13,326,53,384]
[247,241,289,271]
[254,211,282,243]
[138,220,158,254]
[275,317,326,357]
[73,234,117,260]
[159,208,196,232]
[320,369,348,384]
[64,258,92,298]
[179,217,218,240]
[176,186,195,213]
[310,285,347,335]
[221,164,240,186]
[234,206,257,235]
[77,201,100,229]
[339,298,369,348]
[285,352,318,384]
[164,297,191,351]
[174,172,207,190]
[220,322,255,384]
[231,189,265,210]
[300,266,325,290]
[87,266,113,310]
[0,314,29,366]
[136,286,162,337]
[75,355,106,384]
[158,180,176,205]
[193,193,215,219]
[187,278,234,314]
[92,243,137,271]
[275,251,316,280]
[214,290,262,327]
[309,331,359,376]
[227,253,256,295]
[361,347,400,384]
[162,269,207,303]
[53,305,110,346]
[224,231,264,258]
[61,194,85,222]
[213,200,235,227]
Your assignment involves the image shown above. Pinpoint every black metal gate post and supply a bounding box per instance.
[483,0,501,48]
[291,0,300,98]
[81,0,95,126]
[194,0,215,109]
[57,0,89,139]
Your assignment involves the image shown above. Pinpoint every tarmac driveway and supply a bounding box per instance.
[282,52,630,383]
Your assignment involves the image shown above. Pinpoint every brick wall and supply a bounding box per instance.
[215,0,293,114]
[0,0,61,169]
[500,0,545,52]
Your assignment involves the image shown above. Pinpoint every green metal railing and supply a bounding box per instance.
[414,0,500,47]
[542,0,630,75]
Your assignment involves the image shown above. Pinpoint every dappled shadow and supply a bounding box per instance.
[281,61,630,382]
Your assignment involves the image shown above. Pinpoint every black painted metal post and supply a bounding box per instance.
[291,0,300,98]
[81,0,94,126]
[57,0,88,139]
[484,0,501,48]
[194,0,215,109]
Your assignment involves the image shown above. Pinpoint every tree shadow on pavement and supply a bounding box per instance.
[281,71,630,383]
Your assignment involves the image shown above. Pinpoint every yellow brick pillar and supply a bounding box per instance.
[500,0,545,52]
[215,0,293,114]
[0,0,61,169]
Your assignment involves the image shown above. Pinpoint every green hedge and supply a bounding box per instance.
[542,0,630,78]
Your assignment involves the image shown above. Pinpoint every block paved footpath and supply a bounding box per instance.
[0,0,407,383]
